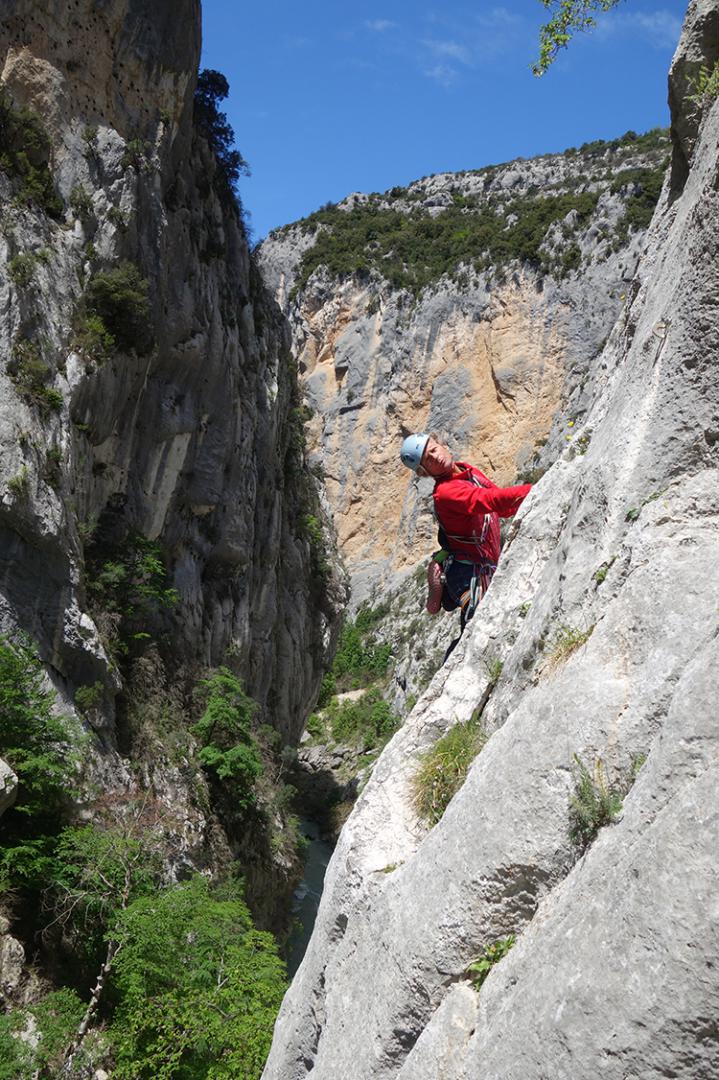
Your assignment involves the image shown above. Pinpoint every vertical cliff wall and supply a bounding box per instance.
[0,0,342,744]
[259,132,669,602]
[262,3,719,1077]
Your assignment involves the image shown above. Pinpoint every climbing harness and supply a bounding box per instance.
[431,471,501,662]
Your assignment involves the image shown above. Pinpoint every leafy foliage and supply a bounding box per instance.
[121,138,148,172]
[86,533,179,657]
[0,635,79,893]
[74,681,104,713]
[332,616,392,691]
[9,338,63,415]
[79,263,153,356]
[688,59,719,106]
[194,69,250,205]
[109,875,286,1080]
[301,514,329,580]
[0,92,63,216]
[293,189,600,296]
[0,637,77,828]
[191,668,263,810]
[0,987,86,1080]
[467,935,516,990]
[69,184,93,219]
[317,687,399,750]
[72,311,116,362]
[533,0,624,76]
[47,822,164,955]
[568,754,623,850]
[7,253,36,287]
[411,714,487,825]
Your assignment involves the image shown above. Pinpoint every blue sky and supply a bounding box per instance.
[200,1,687,241]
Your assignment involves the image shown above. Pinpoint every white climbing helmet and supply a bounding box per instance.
[400,433,430,472]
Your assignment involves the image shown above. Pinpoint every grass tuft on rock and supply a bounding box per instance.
[412,714,487,826]
[568,754,623,850]
[547,623,594,667]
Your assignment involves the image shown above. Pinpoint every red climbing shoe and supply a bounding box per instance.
[426,559,443,614]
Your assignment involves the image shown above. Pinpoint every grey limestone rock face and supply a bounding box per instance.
[259,132,669,606]
[0,0,344,749]
[262,11,719,1079]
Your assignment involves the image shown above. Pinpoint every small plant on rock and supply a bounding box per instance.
[107,205,129,231]
[467,935,516,991]
[485,657,503,685]
[593,556,615,585]
[8,465,29,497]
[568,754,622,850]
[547,623,594,667]
[688,59,719,107]
[10,338,63,415]
[412,714,487,826]
[8,252,36,287]
[120,137,148,171]
[73,312,115,363]
[69,184,93,219]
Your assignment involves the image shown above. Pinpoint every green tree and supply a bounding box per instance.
[194,70,250,201]
[0,988,86,1080]
[44,809,167,1073]
[82,263,154,356]
[191,668,263,809]
[109,875,287,1080]
[534,0,624,76]
[0,636,77,840]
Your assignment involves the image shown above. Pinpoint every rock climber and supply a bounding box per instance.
[400,433,532,626]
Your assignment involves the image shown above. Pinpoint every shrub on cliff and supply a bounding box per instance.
[332,618,391,690]
[78,263,154,356]
[324,687,399,750]
[194,69,250,206]
[109,874,286,1080]
[0,636,77,830]
[0,635,80,893]
[293,188,602,296]
[85,533,178,660]
[10,338,63,415]
[0,93,63,217]
[191,668,263,811]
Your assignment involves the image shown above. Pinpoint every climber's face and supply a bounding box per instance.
[418,438,454,478]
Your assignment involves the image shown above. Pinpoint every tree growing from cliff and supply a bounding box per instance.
[0,635,80,893]
[109,874,286,1080]
[190,668,263,811]
[194,69,250,204]
[534,0,624,75]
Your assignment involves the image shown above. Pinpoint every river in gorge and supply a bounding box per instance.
[285,819,334,976]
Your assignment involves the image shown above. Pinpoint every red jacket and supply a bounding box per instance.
[433,463,531,565]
